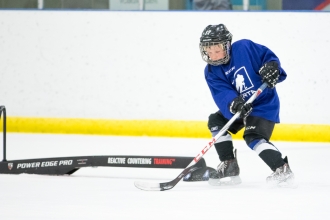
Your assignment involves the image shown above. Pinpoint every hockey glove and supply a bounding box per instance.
[259,61,280,89]
[229,96,253,118]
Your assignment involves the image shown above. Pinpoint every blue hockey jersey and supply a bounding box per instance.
[204,39,287,123]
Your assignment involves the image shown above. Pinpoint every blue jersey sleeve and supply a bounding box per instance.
[247,40,287,83]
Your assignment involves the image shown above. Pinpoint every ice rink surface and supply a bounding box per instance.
[1,133,330,220]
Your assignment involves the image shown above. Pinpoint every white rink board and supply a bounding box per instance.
[0,11,329,124]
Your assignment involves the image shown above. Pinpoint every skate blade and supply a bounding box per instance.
[267,176,298,189]
[277,178,299,189]
[208,176,242,186]
[277,182,299,188]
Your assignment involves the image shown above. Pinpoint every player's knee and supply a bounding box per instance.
[244,133,268,150]
[208,113,232,142]
[244,134,280,157]
[208,113,225,137]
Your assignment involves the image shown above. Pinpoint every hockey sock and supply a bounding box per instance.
[250,139,285,171]
[214,139,234,161]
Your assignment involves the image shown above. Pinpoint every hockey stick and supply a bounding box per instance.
[134,82,268,191]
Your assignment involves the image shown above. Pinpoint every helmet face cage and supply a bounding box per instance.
[199,24,232,66]
[199,41,231,66]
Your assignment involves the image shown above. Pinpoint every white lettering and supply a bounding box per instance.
[225,66,235,75]
[241,90,256,99]
[59,160,73,166]
[17,162,41,169]
[41,161,58,167]
[16,160,73,169]
[127,158,152,165]
[108,157,126,164]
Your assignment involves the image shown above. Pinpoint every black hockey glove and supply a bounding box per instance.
[229,96,253,118]
[259,61,280,89]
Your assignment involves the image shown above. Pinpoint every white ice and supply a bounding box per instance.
[1,133,330,220]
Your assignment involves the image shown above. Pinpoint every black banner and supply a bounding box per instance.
[0,155,206,175]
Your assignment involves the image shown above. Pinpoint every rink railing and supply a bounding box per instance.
[0,106,6,162]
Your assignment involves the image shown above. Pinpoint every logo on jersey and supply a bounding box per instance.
[232,66,254,93]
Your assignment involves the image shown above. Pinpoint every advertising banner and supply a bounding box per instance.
[110,0,169,10]
[283,0,330,10]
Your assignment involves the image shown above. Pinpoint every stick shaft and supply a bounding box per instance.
[189,82,268,167]
[134,83,268,191]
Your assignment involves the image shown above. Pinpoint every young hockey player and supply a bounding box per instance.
[199,24,294,186]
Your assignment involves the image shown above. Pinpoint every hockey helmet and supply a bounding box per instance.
[199,24,233,65]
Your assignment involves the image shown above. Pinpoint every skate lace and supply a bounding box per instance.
[217,161,227,174]
[269,164,291,180]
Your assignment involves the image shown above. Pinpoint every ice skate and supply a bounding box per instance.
[266,157,296,188]
[208,149,242,186]
[183,166,217,182]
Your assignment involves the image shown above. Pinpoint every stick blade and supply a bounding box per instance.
[134,181,162,191]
